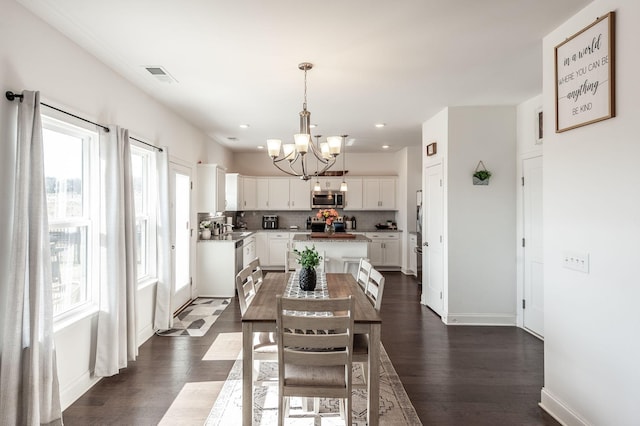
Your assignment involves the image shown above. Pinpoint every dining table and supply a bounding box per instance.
[241,271,382,426]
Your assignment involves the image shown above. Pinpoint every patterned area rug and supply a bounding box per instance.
[205,344,422,425]
[157,298,230,337]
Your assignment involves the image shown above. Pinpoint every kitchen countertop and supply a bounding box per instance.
[197,231,255,242]
[292,233,371,243]
[241,228,402,233]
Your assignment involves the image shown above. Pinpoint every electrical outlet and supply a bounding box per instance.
[562,251,589,273]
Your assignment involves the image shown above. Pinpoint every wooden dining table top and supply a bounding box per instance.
[242,272,382,324]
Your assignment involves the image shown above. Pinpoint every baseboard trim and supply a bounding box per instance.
[138,322,155,345]
[60,371,101,410]
[540,387,588,426]
[443,313,516,326]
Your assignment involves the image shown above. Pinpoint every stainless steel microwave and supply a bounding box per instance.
[312,191,345,209]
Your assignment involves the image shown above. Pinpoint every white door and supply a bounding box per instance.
[422,163,444,316]
[523,156,544,336]
[170,162,192,313]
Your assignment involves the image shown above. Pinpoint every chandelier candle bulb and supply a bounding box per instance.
[327,136,342,155]
[283,144,296,161]
[294,134,310,153]
[267,139,282,157]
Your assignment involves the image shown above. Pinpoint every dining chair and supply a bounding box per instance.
[236,265,277,385]
[355,258,373,292]
[276,295,355,426]
[353,267,385,388]
[247,257,264,291]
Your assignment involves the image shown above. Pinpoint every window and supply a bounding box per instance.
[42,117,98,317]
[130,144,157,282]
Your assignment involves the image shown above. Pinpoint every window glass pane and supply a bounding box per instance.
[131,151,146,216]
[136,219,147,278]
[50,226,88,316]
[43,129,84,219]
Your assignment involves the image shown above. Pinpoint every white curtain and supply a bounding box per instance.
[153,148,174,331]
[94,126,138,377]
[0,91,63,425]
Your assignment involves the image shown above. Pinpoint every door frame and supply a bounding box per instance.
[517,152,544,337]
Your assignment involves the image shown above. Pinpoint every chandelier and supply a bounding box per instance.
[267,62,342,181]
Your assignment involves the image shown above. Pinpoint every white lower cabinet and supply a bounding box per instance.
[196,241,236,297]
[255,232,268,265]
[409,233,418,275]
[243,235,256,267]
[268,232,291,267]
[365,232,400,267]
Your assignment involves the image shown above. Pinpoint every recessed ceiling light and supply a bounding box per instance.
[257,145,264,150]
[239,124,250,129]
[382,145,390,149]
[227,137,238,141]
[375,123,386,128]
[310,124,317,128]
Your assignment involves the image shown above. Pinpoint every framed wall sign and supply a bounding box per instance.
[426,142,437,156]
[555,11,615,133]
[535,107,543,145]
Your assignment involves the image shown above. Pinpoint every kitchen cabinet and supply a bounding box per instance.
[255,232,268,264]
[366,232,400,267]
[242,235,256,267]
[363,177,396,210]
[313,177,342,191]
[196,240,236,297]
[256,178,269,210]
[268,232,291,266]
[289,178,311,210]
[197,164,226,213]
[267,178,290,210]
[343,177,363,210]
[226,174,257,211]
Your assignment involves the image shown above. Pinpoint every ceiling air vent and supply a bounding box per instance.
[144,66,177,84]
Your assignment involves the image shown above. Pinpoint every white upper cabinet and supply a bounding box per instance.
[225,173,242,211]
[243,176,257,210]
[268,178,290,210]
[197,164,226,213]
[343,177,363,210]
[289,178,311,210]
[256,178,269,210]
[313,177,342,192]
[363,177,397,210]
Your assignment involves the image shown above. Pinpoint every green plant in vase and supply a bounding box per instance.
[294,245,323,291]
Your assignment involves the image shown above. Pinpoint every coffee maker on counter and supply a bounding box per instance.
[262,215,279,229]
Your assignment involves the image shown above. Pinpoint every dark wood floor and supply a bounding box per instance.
[63,272,558,425]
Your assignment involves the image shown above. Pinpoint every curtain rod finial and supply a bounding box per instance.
[5,91,24,102]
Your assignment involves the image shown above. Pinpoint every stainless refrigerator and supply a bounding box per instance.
[415,190,423,284]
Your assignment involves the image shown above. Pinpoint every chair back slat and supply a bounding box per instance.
[366,268,385,312]
[356,258,372,291]
[236,265,256,316]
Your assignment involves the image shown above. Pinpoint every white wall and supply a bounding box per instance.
[541,1,640,424]
[447,106,517,324]
[231,151,405,176]
[422,107,517,325]
[0,0,232,409]
[515,94,543,329]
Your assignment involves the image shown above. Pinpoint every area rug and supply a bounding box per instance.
[205,344,422,425]
[157,298,230,337]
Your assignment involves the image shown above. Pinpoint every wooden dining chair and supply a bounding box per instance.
[276,295,355,426]
[236,265,277,385]
[247,257,264,291]
[353,267,385,388]
[356,258,373,292]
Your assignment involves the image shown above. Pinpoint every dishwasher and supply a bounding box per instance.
[235,239,243,276]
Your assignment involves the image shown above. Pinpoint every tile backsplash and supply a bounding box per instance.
[231,210,398,231]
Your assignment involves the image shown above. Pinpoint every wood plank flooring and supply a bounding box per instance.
[62,272,558,425]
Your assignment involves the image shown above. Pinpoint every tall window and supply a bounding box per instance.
[130,144,157,281]
[42,117,98,317]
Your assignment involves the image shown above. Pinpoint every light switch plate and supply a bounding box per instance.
[563,251,589,273]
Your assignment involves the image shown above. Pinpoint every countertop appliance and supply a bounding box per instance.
[262,215,278,229]
[312,191,345,209]
[310,217,326,232]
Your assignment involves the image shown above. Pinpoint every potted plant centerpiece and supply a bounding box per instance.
[294,245,323,291]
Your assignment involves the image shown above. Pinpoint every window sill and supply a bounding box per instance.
[53,304,99,334]
[138,277,159,290]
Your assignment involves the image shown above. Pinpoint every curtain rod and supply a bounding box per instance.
[6,91,163,152]
[6,90,110,133]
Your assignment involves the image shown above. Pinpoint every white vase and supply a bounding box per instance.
[201,229,211,239]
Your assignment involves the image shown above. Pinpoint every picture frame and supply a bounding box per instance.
[554,11,615,133]
[426,142,437,156]
[535,107,543,145]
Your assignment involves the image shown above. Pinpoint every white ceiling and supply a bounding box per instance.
[19,0,591,153]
